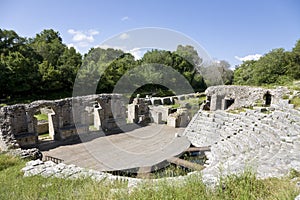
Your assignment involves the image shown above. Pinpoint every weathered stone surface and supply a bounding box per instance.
[9,148,43,160]
[205,85,290,110]
[0,94,126,150]
[183,97,300,181]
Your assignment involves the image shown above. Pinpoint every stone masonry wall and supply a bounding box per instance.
[205,85,290,110]
[0,94,126,151]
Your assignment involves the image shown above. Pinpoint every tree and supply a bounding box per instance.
[30,29,65,66]
[252,48,288,85]
[141,48,206,92]
[233,39,300,86]
[57,47,82,89]
[78,47,128,94]
[175,45,202,68]
[0,29,40,98]
[287,40,300,79]
[30,29,82,92]
[233,60,256,85]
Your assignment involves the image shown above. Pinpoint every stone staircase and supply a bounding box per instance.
[183,105,300,179]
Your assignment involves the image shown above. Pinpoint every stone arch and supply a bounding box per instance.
[224,98,235,110]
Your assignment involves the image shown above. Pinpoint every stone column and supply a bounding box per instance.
[128,104,138,123]
[94,107,102,130]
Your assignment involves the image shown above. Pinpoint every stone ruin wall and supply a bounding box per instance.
[2,86,288,151]
[0,94,126,151]
[0,92,201,151]
[205,85,291,111]
[127,93,201,126]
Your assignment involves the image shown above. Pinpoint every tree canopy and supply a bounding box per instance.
[233,40,300,86]
[0,29,81,100]
[0,28,235,102]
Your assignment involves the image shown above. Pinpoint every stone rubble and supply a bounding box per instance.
[8,148,43,160]
[21,159,202,191]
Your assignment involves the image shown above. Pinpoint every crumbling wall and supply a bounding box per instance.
[0,94,126,150]
[205,85,290,111]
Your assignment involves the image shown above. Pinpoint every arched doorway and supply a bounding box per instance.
[263,91,272,106]
[33,106,55,142]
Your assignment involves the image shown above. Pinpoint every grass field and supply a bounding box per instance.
[0,153,299,200]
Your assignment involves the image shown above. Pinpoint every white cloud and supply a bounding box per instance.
[67,43,79,51]
[121,16,129,21]
[119,33,129,40]
[213,60,221,64]
[95,46,146,60]
[235,54,262,62]
[127,48,147,60]
[67,29,99,48]
[88,29,99,35]
[96,44,125,50]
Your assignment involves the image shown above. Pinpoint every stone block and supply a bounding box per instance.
[167,116,177,128]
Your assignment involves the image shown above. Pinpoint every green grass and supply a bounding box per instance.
[171,103,181,109]
[34,113,48,121]
[0,153,299,200]
[0,153,127,200]
[282,94,290,100]
[228,108,247,114]
[38,132,50,138]
[89,125,98,131]
[291,96,300,108]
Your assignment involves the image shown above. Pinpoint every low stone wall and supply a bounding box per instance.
[149,106,170,123]
[0,94,126,150]
[36,122,49,134]
[127,93,201,125]
[21,159,201,190]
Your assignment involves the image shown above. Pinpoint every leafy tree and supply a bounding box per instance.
[0,29,40,98]
[233,60,256,85]
[233,39,300,86]
[0,29,25,55]
[252,48,288,85]
[97,53,136,93]
[175,45,202,68]
[30,29,64,66]
[57,47,82,89]
[287,40,300,79]
[30,29,82,92]
[78,47,128,94]
[141,48,207,93]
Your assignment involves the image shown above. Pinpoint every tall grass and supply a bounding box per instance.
[0,153,299,200]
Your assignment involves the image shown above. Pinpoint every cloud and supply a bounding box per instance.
[121,16,129,21]
[235,54,262,62]
[127,48,150,60]
[67,29,99,48]
[95,45,147,60]
[96,44,125,50]
[119,33,129,40]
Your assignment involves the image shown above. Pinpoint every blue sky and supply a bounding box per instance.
[1,0,300,67]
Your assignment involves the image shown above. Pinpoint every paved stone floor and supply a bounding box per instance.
[42,124,190,172]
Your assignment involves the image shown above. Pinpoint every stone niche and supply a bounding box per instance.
[149,105,171,123]
[205,85,290,111]
[167,108,190,128]
[0,94,126,150]
[127,97,150,124]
